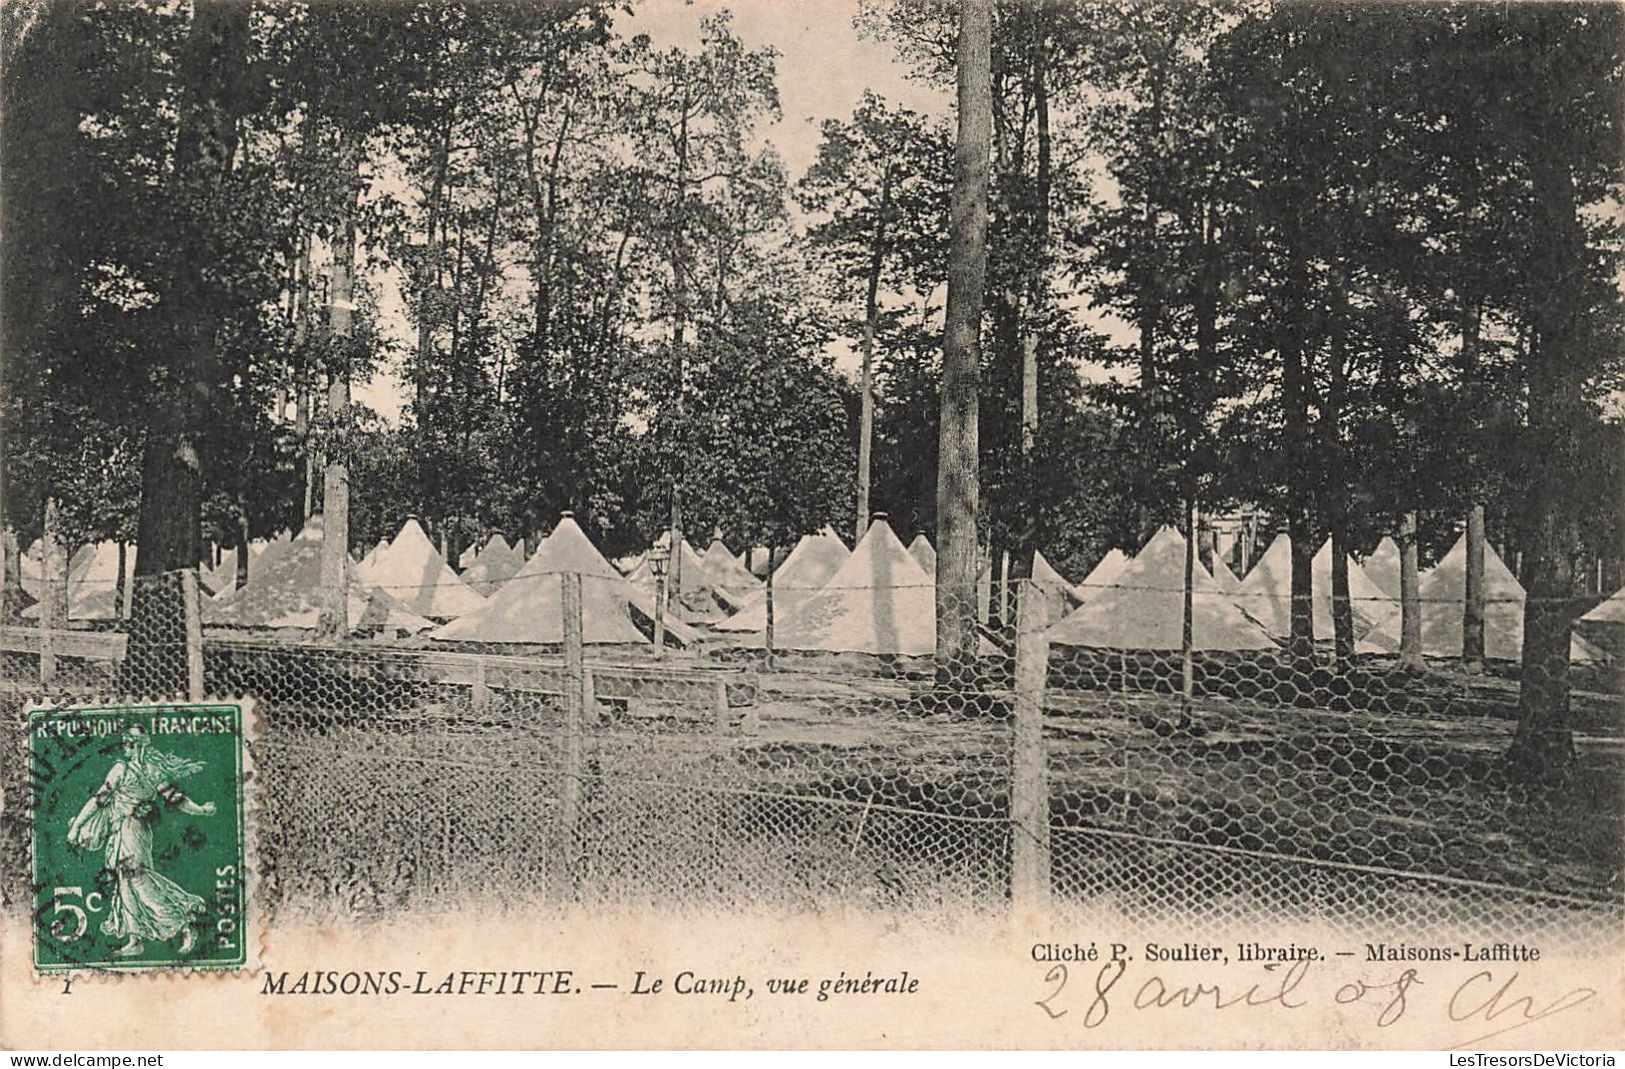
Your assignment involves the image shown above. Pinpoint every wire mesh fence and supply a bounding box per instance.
[2,560,1620,946]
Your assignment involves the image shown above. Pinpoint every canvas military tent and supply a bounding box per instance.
[201,548,240,596]
[459,534,524,596]
[205,540,433,633]
[19,538,42,591]
[1046,527,1276,651]
[1581,587,1625,625]
[1232,534,1391,641]
[1362,536,1402,599]
[716,527,851,633]
[245,523,314,584]
[625,537,733,621]
[701,536,763,593]
[907,534,936,574]
[749,518,937,656]
[1209,554,1241,593]
[1024,550,1083,625]
[1359,534,1600,662]
[20,540,92,601]
[1074,548,1130,603]
[358,537,389,572]
[22,541,134,622]
[358,518,485,619]
[1578,586,1625,660]
[432,514,650,646]
[1310,538,1396,630]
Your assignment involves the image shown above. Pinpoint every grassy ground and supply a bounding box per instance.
[5,644,1618,935]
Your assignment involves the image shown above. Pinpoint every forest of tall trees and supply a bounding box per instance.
[2,0,1621,768]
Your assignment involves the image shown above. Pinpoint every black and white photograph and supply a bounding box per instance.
[1,0,1621,1052]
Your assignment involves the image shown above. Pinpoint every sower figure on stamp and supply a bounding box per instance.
[66,726,216,957]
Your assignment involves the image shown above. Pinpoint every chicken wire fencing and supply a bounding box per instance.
[1,568,1620,945]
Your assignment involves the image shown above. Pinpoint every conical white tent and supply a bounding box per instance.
[750,518,936,656]
[1363,536,1402,599]
[717,528,851,632]
[1027,550,1082,624]
[359,537,389,572]
[1358,534,1599,662]
[22,541,134,621]
[19,538,42,590]
[460,535,524,596]
[1046,527,1276,651]
[483,533,513,560]
[1581,587,1625,625]
[358,518,485,619]
[433,515,648,645]
[1209,554,1241,593]
[701,536,762,593]
[201,548,239,596]
[1232,534,1390,641]
[1312,538,1395,631]
[1075,548,1130,603]
[19,545,48,600]
[247,523,311,584]
[907,534,936,574]
[625,537,731,619]
[205,540,433,633]
[21,541,93,600]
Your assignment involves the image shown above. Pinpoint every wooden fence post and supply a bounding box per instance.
[471,658,490,709]
[712,678,729,732]
[1011,578,1052,917]
[181,568,205,701]
[557,572,585,897]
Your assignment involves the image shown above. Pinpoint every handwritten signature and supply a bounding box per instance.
[1035,960,1596,1048]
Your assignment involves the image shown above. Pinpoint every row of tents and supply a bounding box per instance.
[11,514,1621,664]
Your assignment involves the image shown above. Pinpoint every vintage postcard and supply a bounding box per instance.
[1,0,1621,1052]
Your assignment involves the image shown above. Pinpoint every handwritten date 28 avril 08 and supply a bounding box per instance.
[1034,959,1596,1048]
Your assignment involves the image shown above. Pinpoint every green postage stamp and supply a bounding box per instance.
[27,701,252,973]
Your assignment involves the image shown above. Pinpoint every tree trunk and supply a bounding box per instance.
[1462,302,1486,670]
[764,552,775,670]
[1464,503,1487,670]
[130,0,248,688]
[1281,248,1316,667]
[1331,526,1353,665]
[1399,511,1424,670]
[415,113,453,416]
[855,165,893,546]
[235,499,250,589]
[1326,271,1354,665]
[935,0,992,674]
[1012,8,1051,586]
[1180,494,1195,724]
[317,130,363,639]
[0,529,17,617]
[1508,95,1588,778]
[668,78,693,593]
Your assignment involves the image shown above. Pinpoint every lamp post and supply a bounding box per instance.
[648,543,670,659]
